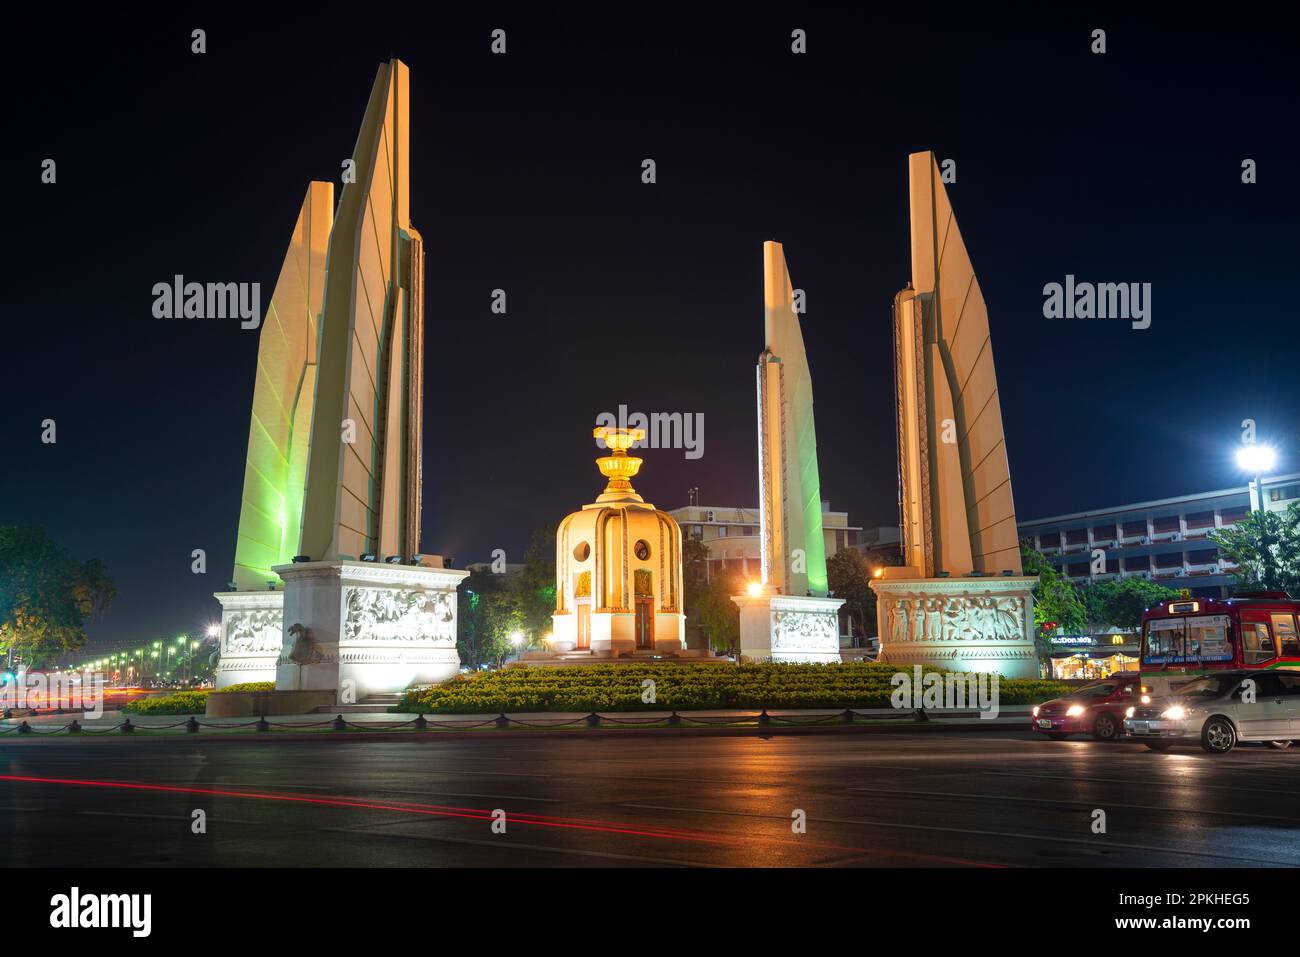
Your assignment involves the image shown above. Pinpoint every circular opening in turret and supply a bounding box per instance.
[573,542,591,562]
[634,540,651,561]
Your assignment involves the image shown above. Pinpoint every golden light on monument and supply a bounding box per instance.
[543,427,686,658]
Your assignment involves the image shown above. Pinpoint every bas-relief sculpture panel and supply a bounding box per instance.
[223,609,284,656]
[885,593,1026,644]
[342,587,456,644]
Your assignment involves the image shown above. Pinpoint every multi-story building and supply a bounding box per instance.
[1018,472,1300,599]
[1018,472,1300,679]
[667,502,884,582]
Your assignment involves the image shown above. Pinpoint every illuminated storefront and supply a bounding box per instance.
[1048,633,1140,679]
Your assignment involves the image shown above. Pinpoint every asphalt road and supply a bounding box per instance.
[3,730,1299,867]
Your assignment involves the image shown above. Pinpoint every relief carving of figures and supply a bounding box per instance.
[772,610,837,649]
[884,592,1026,644]
[344,588,455,643]
[224,609,283,655]
[889,598,910,643]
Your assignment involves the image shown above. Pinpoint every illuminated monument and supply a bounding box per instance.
[870,152,1038,678]
[214,59,468,697]
[730,242,844,663]
[544,428,688,657]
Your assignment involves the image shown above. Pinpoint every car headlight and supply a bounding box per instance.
[1161,705,1187,721]
[1140,694,1151,704]
[1125,706,1135,718]
[1066,705,1085,717]
[1032,705,1040,717]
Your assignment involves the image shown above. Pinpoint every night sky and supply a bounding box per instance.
[4,7,1298,651]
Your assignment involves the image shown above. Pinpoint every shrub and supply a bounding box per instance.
[397,662,1071,714]
[212,682,276,694]
[122,690,210,715]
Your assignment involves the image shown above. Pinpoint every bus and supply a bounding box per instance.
[1139,590,1300,698]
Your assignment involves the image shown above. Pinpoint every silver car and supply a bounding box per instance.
[1124,669,1300,754]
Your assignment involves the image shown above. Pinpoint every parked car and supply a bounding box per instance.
[1031,677,1141,741]
[1124,669,1300,753]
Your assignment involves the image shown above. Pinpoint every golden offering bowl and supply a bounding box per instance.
[593,426,645,453]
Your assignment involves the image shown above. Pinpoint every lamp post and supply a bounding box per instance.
[1237,444,1277,513]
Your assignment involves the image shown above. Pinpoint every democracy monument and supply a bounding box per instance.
[213,59,468,700]
[210,59,1037,694]
[869,152,1039,678]
[730,241,845,663]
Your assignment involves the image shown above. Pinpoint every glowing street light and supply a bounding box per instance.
[1237,443,1278,512]
[747,581,764,597]
[1237,444,1276,474]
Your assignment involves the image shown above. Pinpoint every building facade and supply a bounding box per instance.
[1018,472,1300,679]
[1017,472,1300,599]
[668,502,890,582]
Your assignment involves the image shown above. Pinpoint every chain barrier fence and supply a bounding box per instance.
[0,705,968,736]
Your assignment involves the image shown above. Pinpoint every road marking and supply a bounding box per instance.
[370,789,561,803]
[620,802,1297,866]
[983,768,1300,797]
[76,810,263,824]
[846,785,1300,823]
[318,825,720,867]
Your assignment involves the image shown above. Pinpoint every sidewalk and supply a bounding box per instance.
[1,706,1034,737]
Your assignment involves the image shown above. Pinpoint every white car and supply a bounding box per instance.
[1124,669,1300,754]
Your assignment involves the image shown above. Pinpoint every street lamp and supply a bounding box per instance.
[1236,443,1277,513]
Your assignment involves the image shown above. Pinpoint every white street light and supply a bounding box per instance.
[1236,444,1277,474]
[1238,443,1278,513]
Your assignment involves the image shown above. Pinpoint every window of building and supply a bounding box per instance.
[1153,516,1180,534]
[1270,484,1300,503]
[1185,510,1215,529]
[1122,520,1147,537]
[1187,548,1218,565]
[1065,529,1089,545]
[1221,506,1249,525]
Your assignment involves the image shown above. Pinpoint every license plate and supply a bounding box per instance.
[1037,719,1052,729]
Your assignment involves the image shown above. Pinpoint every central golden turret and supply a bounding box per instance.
[593,426,645,502]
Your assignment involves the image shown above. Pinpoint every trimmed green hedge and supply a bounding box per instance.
[213,681,276,694]
[398,662,1070,714]
[122,690,209,715]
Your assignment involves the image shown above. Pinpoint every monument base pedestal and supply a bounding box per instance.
[730,592,845,664]
[870,575,1040,679]
[215,560,469,698]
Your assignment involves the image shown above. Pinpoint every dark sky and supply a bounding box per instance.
[4,7,1298,651]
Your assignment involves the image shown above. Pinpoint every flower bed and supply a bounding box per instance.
[398,662,1070,714]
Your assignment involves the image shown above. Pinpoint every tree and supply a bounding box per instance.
[457,568,523,670]
[696,573,741,654]
[1020,540,1085,669]
[1080,577,1181,632]
[0,526,115,668]
[828,545,901,641]
[681,539,739,653]
[515,525,557,644]
[1210,503,1300,597]
[828,549,873,641]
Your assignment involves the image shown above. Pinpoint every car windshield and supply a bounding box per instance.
[1176,674,1239,697]
[1075,681,1118,698]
